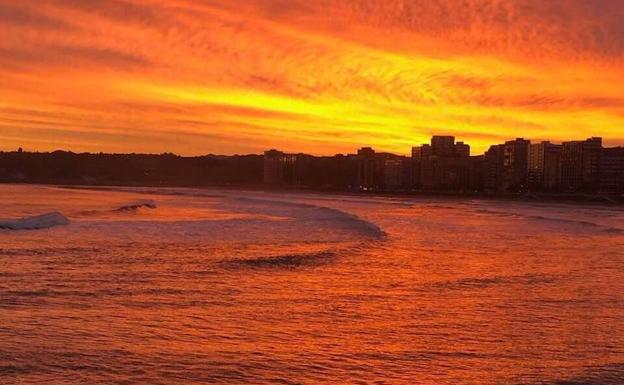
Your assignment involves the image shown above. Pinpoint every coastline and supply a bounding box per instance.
[3,181,622,206]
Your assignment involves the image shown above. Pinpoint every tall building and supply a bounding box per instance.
[264,150,297,187]
[455,141,470,157]
[483,144,505,192]
[411,144,431,188]
[599,147,624,193]
[413,136,472,190]
[468,155,484,191]
[431,136,455,157]
[383,157,410,191]
[356,147,377,190]
[502,138,530,192]
[527,141,561,191]
[561,137,602,192]
[582,137,602,191]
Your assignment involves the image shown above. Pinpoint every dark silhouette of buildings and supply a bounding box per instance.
[260,135,624,195]
[383,156,411,191]
[561,137,602,192]
[483,144,505,192]
[528,141,561,191]
[356,147,378,190]
[600,147,624,193]
[411,136,473,191]
[502,138,530,192]
[2,135,624,196]
[264,150,297,187]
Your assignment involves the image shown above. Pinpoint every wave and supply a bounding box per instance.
[315,206,387,238]
[222,251,336,269]
[0,212,69,231]
[474,208,623,234]
[61,187,387,239]
[604,227,624,234]
[229,196,386,238]
[113,199,157,212]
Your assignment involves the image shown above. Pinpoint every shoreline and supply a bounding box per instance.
[3,181,622,206]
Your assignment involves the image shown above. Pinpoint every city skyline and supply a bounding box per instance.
[3,133,623,196]
[4,133,623,158]
[2,1,624,155]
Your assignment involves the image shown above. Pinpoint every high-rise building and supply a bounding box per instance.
[527,141,561,191]
[264,150,297,187]
[455,141,470,157]
[411,144,431,188]
[582,137,602,191]
[483,144,505,192]
[561,141,583,192]
[383,157,409,191]
[468,155,484,191]
[431,136,456,157]
[561,137,602,192]
[599,147,624,193]
[502,138,530,192]
[413,136,472,190]
[356,147,377,190]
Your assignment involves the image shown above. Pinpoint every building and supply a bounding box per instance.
[455,141,470,157]
[468,155,484,191]
[263,150,297,187]
[483,144,505,192]
[356,147,377,190]
[527,141,561,191]
[383,157,410,191]
[431,135,456,157]
[411,144,431,189]
[582,137,602,191]
[600,147,624,193]
[413,136,471,191]
[263,135,621,195]
[561,137,602,192]
[502,138,530,192]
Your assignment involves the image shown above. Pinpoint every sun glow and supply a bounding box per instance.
[1,0,623,155]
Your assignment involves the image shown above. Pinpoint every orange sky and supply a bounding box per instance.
[1,0,623,155]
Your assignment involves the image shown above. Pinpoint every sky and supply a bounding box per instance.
[1,0,623,155]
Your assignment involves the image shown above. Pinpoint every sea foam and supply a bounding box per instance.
[0,212,70,230]
[113,199,157,212]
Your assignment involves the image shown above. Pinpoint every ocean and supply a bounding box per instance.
[1,184,623,385]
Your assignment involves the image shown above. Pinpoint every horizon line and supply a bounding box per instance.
[3,134,624,158]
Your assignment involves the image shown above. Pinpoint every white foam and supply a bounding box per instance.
[0,212,70,230]
[114,199,157,212]
[226,196,386,238]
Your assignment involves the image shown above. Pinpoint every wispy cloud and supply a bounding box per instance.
[0,0,623,154]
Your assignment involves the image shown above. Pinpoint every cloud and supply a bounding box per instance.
[0,2,70,30]
[0,0,623,155]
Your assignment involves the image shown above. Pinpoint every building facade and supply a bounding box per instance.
[263,150,297,187]
[502,138,530,192]
[528,141,562,191]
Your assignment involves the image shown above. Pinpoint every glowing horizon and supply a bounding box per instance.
[1,0,623,156]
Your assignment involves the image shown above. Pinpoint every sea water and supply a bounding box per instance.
[1,184,623,384]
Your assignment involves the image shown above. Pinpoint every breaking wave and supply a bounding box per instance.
[0,212,69,231]
[60,187,387,239]
[228,196,386,238]
[113,199,157,212]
